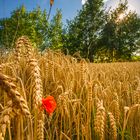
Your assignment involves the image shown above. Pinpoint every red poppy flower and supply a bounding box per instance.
[50,0,54,6]
[41,96,57,115]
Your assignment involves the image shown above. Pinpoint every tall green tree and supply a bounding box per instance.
[41,9,63,50]
[63,0,105,61]
[0,5,49,48]
[100,1,140,61]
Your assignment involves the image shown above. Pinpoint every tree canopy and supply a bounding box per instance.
[41,9,63,51]
[63,0,105,61]
[63,0,140,61]
[0,5,63,50]
[0,5,49,48]
[0,0,140,62]
[99,1,140,61]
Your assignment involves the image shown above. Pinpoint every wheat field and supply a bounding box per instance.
[0,36,140,140]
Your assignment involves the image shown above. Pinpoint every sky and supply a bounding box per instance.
[0,0,139,24]
[0,0,82,23]
[105,0,140,14]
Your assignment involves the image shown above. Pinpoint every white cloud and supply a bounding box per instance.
[81,0,87,5]
[103,0,109,2]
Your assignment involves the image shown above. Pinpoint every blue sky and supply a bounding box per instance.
[0,0,139,24]
[0,0,82,23]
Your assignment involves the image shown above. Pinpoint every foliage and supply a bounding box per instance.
[63,0,140,62]
[132,55,140,61]
[0,0,140,62]
[0,5,49,48]
[99,1,140,61]
[63,0,105,61]
[0,5,60,49]
[41,9,63,50]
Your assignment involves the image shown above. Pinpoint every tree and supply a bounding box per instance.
[41,9,63,50]
[0,5,49,48]
[63,0,105,61]
[100,1,140,61]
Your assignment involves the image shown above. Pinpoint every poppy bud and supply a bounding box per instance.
[50,0,54,6]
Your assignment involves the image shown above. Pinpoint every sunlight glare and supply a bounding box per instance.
[81,0,87,5]
[118,13,125,20]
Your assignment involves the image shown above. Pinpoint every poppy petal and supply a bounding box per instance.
[42,96,57,115]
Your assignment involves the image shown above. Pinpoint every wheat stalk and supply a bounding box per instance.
[122,104,140,140]
[37,112,44,140]
[28,58,44,140]
[86,81,93,139]
[94,100,106,140]
[133,78,140,104]
[15,36,45,140]
[0,73,30,116]
[0,100,18,139]
[28,59,43,107]
[108,112,117,140]
[80,59,87,84]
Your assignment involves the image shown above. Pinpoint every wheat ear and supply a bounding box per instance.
[0,100,18,139]
[112,92,120,124]
[28,59,43,107]
[28,58,44,140]
[0,73,30,116]
[37,112,44,140]
[87,82,93,139]
[15,37,23,64]
[15,36,33,64]
[94,100,106,140]
[133,78,140,104]
[108,112,117,140]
